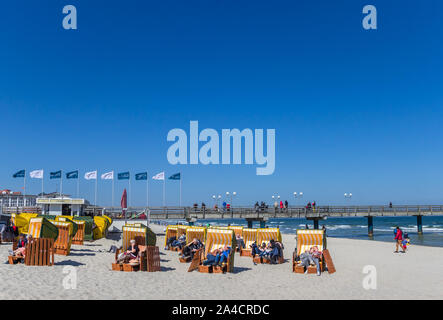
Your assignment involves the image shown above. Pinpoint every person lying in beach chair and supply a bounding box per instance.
[8,234,29,263]
[170,234,187,250]
[297,246,323,276]
[202,246,231,267]
[165,235,177,250]
[181,238,203,260]
[117,239,139,264]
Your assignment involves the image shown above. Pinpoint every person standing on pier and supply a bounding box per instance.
[284,200,288,212]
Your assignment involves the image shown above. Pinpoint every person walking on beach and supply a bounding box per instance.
[394,226,405,253]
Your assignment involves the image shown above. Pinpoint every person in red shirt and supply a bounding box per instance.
[394,226,405,253]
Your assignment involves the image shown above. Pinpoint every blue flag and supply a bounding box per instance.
[13,170,25,178]
[118,172,130,180]
[66,170,79,179]
[168,173,181,180]
[50,171,62,179]
[135,172,148,180]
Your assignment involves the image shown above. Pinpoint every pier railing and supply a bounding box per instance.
[95,205,443,220]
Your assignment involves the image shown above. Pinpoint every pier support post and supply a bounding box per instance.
[313,219,319,230]
[367,216,374,237]
[247,220,253,228]
[416,215,423,235]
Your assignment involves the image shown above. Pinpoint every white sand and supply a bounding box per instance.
[1,224,442,300]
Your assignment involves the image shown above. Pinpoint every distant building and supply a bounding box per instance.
[0,189,37,207]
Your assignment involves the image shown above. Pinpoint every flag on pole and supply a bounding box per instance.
[84,171,97,180]
[30,170,44,179]
[135,172,148,180]
[118,172,130,180]
[50,171,61,179]
[152,172,165,180]
[13,170,25,178]
[101,171,114,180]
[66,171,79,179]
[168,173,181,180]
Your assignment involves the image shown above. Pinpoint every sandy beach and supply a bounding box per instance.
[1,224,442,300]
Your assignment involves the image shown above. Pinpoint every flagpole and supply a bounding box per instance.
[60,170,63,198]
[95,171,98,206]
[129,178,131,209]
[23,174,26,207]
[42,172,44,197]
[180,173,182,207]
[146,172,149,208]
[112,171,115,208]
[163,177,166,207]
[77,169,80,198]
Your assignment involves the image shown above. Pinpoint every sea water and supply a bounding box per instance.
[159,216,443,248]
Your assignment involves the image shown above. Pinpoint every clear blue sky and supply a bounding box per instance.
[0,1,442,206]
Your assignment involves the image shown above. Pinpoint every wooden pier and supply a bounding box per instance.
[95,205,443,236]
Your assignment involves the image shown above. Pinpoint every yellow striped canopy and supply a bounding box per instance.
[28,218,43,238]
[50,220,74,237]
[242,228,257,248]
[186,226,206,244]
[257,228,282,246]
[204,228,236,272]
[205,228,235,257]
[296,229,324,256]
[177,225,188,238]
[164,225,178,246]
[122,225,147,250]
[228,226,244,237]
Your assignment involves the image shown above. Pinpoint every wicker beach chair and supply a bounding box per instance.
[293,229,334,274]
[198,228,236,274]
[179,226,206,263]
[49,221,73,255]
[253,228,284,264]
[112,224,158,272]
[164,225,178,250]
[240,228,257,257]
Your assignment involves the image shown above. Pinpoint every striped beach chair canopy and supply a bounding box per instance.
[122,224,157,249]
[186,226,206,244]
[28,217,59,240]
[296,229,324,256]
[228,226,244,237]
[242,228,257,248]
[257,228,282,246]
[205,228,236,256]
[177,225,188,238]
[164,225,178,246]
[205,228,236,272]
[50,220,74,237]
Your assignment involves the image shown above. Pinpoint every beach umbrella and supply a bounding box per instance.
[121,188,127,224]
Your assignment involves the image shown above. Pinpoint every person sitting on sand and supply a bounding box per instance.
[181,238,203,259]
[394,226,405,253]
[298,245,322,276]
[117,239,139,263]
